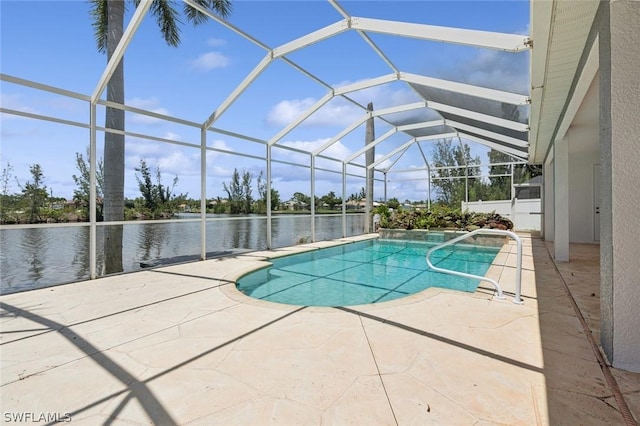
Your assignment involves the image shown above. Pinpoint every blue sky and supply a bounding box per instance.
[0,0,530,203]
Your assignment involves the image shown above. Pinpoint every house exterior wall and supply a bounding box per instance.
[544,159,555,241]
[568,126,599,243]
[462,200,541,231]
[599,0,640,372]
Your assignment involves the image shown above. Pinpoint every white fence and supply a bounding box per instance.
[462,199,542,232]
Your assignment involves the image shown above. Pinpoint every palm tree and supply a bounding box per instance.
[90,0,232,274]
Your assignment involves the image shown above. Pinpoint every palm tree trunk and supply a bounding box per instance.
[365,102,375,232]
[103,0,125,274]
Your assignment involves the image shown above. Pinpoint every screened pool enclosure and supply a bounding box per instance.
[0,0,533,289]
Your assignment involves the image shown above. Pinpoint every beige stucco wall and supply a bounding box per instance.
[599,0,640,372]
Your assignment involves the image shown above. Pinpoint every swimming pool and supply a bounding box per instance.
[236,239,500,306]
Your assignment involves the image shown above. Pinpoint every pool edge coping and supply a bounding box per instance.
[218,232,513,312]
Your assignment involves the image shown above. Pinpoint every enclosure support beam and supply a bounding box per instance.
[510,163,516,225]
[553,135,570,261]
[465,165,469,204]
[89,104,97,280]
[342,163,347,238]
[383,172,388,202]
[266,145,272,249]
[311,155,316,242]
[427,167,432,211]
[200,128,207,261]
[416,142,432,211]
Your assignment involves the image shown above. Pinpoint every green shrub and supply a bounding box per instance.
[375,206,513,231]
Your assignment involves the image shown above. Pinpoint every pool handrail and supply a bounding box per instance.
[425,229,523,305]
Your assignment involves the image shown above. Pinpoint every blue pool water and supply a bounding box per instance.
[237,239,500,307]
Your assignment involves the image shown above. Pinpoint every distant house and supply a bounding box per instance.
[346,199,381,210]
[284,199,308,211]
[345,199,363,210]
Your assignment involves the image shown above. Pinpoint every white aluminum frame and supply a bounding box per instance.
[0,0,534,285]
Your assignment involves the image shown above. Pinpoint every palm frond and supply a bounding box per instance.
[89,0,108,53]
[184,0,232,25]
[151,0,181,47]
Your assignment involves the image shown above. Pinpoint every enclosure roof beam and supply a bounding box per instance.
[458,132,528,159]
[183,0,270,51]
[204,53,273,129]
[333,73,398,95]
[372,101,428,117]
[273,20,350,58]
[91,0,152,104]
[415,133,459,143]
[344,127,398,163]
[329,1,401,74]
[427,101,529,132]
[368,132,458,170]
[268,92,334,146]
[445,120,528,148]
[365,138,415,170]
[312,114,370,156]
[312,100,430,157]
[350,17,531,52]
[397,120,444,132]
[401,73,530,105]
[380,146,411,173]
[271,73,407,148]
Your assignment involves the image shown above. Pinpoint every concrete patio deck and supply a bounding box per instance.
[1,234,638,425]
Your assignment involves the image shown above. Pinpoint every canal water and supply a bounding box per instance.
[0,214,366,294]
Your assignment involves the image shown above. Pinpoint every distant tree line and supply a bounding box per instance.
[0,155,189,224]
[0,142,540,224]
[430,139,542,207]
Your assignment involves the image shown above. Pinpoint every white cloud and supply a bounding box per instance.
[207,38,227,47]
[190,51,229,71]
[267,97,314,126]
[266,82,421,128]
[341,82,420,110]
[0,93,38,121]
[126,140,164,157]
[210,139,232,151]
[278,138,351,166]
[157,151,198,176]
[127,97,170,125]
[209,165,233,178]
[266,97,363,128]
[163,131,181,141]
[445,50,529,94]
